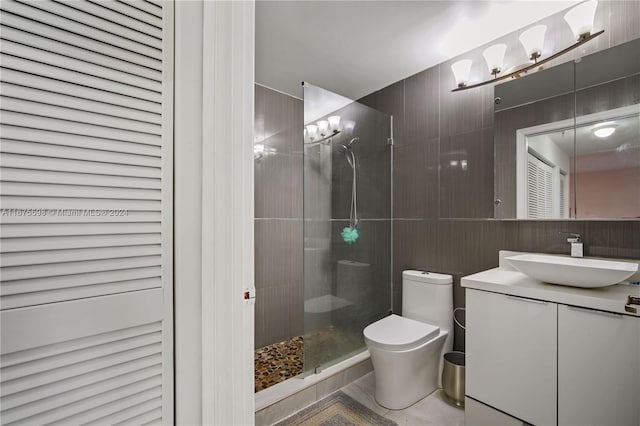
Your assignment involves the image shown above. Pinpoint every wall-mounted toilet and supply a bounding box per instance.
[363,270,453,410]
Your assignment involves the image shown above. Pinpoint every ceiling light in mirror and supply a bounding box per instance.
[593,127,616,138]
[564,0,598,41]
[519,25,547,61]
[483,44,507,76]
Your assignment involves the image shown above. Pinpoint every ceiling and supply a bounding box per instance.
[255,1,579,100]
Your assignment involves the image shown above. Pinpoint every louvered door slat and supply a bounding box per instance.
[1,141,161,167]
[114,407,162,426]
[32,0,162,48]
[51,390,162,426]
[2,370,162,422]
[1,40,161,92]
[2,267,160,297]
[0,1,162,59]
[1,112,161,146]
[2,256,161,281]
[0,70,162,113]
[1,55,161,103]
[1,97,161,134]
[1,245,161,268]
[0,127,162,156]
[60,0,162,39]
[1,154,161,177]
[1,222,160,237]
[1,182,161,200]
[1,234,161,252]
[1,323,161,367]
[91,0,162,29]
[1,83,161,125]
[1,278,161,310]
[1,169,160,194]
[0,26,162,82]
[1,196,160,211]
[87,398,162,426]
[124,0,162,19]
[0,0,172,422]
[0,12,161,71]
[1,359,162,412]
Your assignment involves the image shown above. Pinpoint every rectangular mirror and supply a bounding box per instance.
[494,38,640,219]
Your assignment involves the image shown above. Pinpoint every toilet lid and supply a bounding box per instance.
[363,314,440,351]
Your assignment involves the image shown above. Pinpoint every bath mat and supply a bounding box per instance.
[275,391,397,426]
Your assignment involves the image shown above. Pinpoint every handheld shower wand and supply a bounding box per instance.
[340,137,360,244]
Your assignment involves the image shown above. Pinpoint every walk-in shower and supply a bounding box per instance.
[253,83,392,393]
[302,82,393,375]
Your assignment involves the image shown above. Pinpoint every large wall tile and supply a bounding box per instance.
[255,153,302,219]
[439,128,494,218]
[255,219,303,290]
[405,67,439,144]
[393,139,439,218]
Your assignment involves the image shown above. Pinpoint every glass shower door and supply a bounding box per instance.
[303,83,392,374]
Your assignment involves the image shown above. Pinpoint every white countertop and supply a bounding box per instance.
[461,251,640,317]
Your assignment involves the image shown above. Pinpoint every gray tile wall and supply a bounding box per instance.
[363,1,640,351]
[254,84,303,349]
[254,1,639,352]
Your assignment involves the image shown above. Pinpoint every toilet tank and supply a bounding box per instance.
[402,270,453,335]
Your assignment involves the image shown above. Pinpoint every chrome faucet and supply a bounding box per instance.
[566,233,583,258]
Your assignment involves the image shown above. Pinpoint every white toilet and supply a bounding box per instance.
[363,270,453,410]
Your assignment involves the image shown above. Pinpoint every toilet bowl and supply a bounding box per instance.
[364,271,453,410]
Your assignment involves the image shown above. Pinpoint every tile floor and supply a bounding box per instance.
[340,372,465,426]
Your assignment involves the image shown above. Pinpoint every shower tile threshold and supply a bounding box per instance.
[255,349,371,412]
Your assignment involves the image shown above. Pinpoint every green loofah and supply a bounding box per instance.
[341,226,360,244]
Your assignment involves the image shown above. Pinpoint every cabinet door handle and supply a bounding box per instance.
[567,305,622,318]
[506,295,546,305]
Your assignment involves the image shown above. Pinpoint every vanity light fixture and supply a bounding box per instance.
[564,0,598,41]
[519,25,547,61]
[451,1,603,91]
[451,59,473,88]
[483,44,507,76]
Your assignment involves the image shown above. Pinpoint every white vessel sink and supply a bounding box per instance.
[506,254,638,288]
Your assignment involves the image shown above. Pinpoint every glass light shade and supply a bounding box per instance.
[343,120,356,134]
[483,44,507,74]
[451,59,472,87]
[593,127,615,138]
[317,120,329,135]
[306,124,318,139]
[519,25,547,60]
[564,0,598,40]
[254,143,265,154]
[328,115,341,130]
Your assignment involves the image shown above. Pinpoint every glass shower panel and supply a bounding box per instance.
[303,83,392,374]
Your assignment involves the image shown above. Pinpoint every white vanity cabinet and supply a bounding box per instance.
[558,304,640,426]
[466,289,557,426]
[466,286,640,426]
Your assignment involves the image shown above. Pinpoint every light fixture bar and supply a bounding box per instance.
[451,30,604,92]
[304,129,342,146]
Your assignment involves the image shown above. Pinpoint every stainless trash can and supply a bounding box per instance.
[442,351,465,407]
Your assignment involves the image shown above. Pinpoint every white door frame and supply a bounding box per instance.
[174,1,255,424]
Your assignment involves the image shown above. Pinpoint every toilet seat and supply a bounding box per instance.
[364,314,440,351]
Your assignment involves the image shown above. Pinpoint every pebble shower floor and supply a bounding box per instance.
[254,336,304,392]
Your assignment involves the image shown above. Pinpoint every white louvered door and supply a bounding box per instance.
[0,0,173,424]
